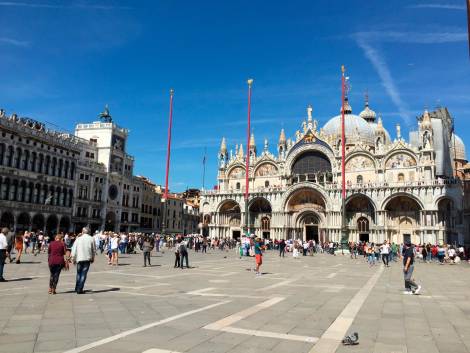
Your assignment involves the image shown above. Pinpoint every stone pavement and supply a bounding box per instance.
[0,248,470,353]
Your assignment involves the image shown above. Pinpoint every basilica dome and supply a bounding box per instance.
[451,133,467,161]
[322,114,375,146]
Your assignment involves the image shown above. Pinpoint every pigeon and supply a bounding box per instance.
[342,332,359,345]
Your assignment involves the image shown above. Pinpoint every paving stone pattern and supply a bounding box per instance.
[0,248,469,353]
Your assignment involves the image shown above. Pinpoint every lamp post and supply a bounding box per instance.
[162,88,175,237]
[244,79,253,238]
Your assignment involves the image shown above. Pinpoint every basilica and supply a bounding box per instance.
[201,98,468,245]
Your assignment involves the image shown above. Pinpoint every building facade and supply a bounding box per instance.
[0,107,167,235]
[201,101,468,245]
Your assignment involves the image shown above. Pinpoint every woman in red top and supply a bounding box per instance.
[47,234,67,294]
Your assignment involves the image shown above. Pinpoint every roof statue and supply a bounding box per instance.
[99,104,112,123]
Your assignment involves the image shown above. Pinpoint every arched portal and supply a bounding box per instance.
[346,194,376,224]
[437,198,455,244]
[286,188,325,240]
[32,214,45,232]
[17,212,31,231]
[384,195,421,244]
[46,214,58,236]
[249,197,272,238]
[291,151,332,184]
[0,211,14,229]
[297,211,320,242]
[218,200,241,239]
[59,216,71,233]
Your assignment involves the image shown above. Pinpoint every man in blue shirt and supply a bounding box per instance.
[254,238,263,276]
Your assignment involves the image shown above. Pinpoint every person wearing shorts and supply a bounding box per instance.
[254,238,263,276]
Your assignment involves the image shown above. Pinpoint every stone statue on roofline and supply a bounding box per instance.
[99,104,112,123]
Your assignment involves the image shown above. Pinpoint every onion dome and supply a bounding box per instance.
[359,96,376,123]
[340,97,352,114]
[451,134,467,161]
[322,113,375,146]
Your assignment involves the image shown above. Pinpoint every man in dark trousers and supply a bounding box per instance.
[279,239,286,257]
[403,242,421,295]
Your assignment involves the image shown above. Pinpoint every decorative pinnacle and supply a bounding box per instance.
[170,88,175,95]
[247,78,254,86]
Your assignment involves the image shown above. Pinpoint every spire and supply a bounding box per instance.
[278,128,286,144]
[238,143,244,158]
[219,137,227,154]
[396,123,401,140]
[359,92,376,123]
[264,138,268,152]
[307,104,313,122]
[249,133,255,147]
[365,90,369,107]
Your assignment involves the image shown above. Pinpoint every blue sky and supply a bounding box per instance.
[0,0,469,191]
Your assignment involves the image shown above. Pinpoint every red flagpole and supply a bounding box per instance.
[164,88,174,200]
[467,0,470,57]
[341,66,346,200]
[245,79,253,201]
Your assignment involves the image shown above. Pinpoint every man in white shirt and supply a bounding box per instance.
[71,227,96,294]
[380,241,391,267]
[0,228,9,282]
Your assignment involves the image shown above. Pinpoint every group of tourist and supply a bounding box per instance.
[0,225,469,298]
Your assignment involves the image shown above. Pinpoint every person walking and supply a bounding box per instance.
[254,238,263,276]
[14,233,24,264]
[0,228,9,282]
[380,241,390,267]
[5,230,14,263]
[403,242,421,295]
[71,227,96,294]
[179,239,189,269]
[142,236,152,267]
[48,234,68,294]
[279,239,286,258]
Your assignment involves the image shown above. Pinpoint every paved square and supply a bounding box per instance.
[1,249,470,353]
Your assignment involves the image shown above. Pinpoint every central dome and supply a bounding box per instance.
[322,114,375,145]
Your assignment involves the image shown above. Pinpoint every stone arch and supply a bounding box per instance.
[383,194,422,239]
[381,192,424,211]
[248,197,272,213]
[0,211,14,229]
[46,214,59,235]
[384,151,417,169]
[345,152,377,171]
[32,213,45,231]
[254,162,278,177]
[217,199,241,228]
[16,212,31,231]
[217,199,241,213]
[285,144,336,177]
[227,165,245,179]
[282,182,330,212]
[59,216,71,233]
[345,193,377,223]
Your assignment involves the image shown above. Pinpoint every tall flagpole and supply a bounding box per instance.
[202,147,207,190]
[340,66,347,248]
[467,0,470,57]
[244,78,253,237]
[162,88,174,236]
[164,89,175,200]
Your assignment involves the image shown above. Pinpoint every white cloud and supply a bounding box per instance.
[0,2,130,10]
[355,31,467,44]
[0,37,29,47]
[355,35,412,125]
[408,3,466,10]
